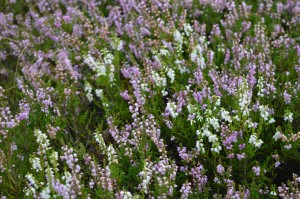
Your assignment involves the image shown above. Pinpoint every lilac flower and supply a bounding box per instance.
[252,166,261,176]
[237,153,245,160]
[180,182,192,199]
[216,164,225,174]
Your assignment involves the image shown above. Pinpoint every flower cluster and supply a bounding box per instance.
[1,0,300,198]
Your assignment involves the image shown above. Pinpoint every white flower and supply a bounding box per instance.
[174,30,182,43]
[107,144,118,164]
[95,89,103,98]
[259,105,269,121]
[25,173,38,189]
[220,108,232,123]
[166,102,178,118]
[249,133,263,148]
[159,49,170,56]
[208,134,217,143]
[141,83,149,92]
[167,68,175,83]
[209,117,219,132]
[161,90,168,96]
[121,191,133,199]
[183,23,193,37]
[211,142,222,153]
[86,92,93,102]
[34,129,50,150]
[152,71,167,87]
[257,76,265,97]
[273,131,282,141]
[269,118,275,124]
[84,82,93,102]
[30,157,42,172]
[104,53,113,65]
[83,54,106,76]
[190,45,205,69]
[196,140,205,153]
[284,111,293,123]
[40,186,51,199]
[94,131,106,151]
[270,191,277,196]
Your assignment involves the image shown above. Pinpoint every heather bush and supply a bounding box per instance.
[1,0,300,198]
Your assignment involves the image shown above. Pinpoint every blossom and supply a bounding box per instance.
[166,102,178,118]
[284,110,293,123]
[249,133,263,148]
[216,164,225,174]
[252,166,261,176]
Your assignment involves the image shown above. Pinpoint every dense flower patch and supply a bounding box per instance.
[1,0,300,198]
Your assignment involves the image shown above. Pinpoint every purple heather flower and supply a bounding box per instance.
[283,90,291,104]
[238,144,246,150]
[216,164,225,174]
[237,153,245,160]
[252,166,261,176]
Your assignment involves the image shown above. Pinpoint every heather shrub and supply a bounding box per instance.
[1,0,300,198]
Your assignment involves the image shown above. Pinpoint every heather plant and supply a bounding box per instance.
[1,0,300,198]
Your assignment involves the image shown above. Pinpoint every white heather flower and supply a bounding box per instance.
[166,102,178,118]
[209,117,219,132]
[257,76,265,97]
[95,89,103,98]
[190,45,205,69]
[26,173,38,189]
[202,128,212,138]
[208,134,218,143]
[284,144,292,150]
[107,144,118,164]
[220,108,232,123]
[245,119,256,129]
[238,80,251,116]
[175,59,188,74]
[196,140,205,153]
[215,98,221,106]
[84,82,93,102]
[167,68,175,83]
[86,93,93,102]
[30,157,42,172]
[83,54,106,76]
[40,186,51,199]
[34,129,50,151]
[152,71,167,87]
[273,131,282,141]
[211,142,222,153]
[259,105,269,121]
[45,167,55,183]
[269,118,275,124]
[233,115,240,121]
[94,131,106,151]
[141,83,149,92]
[270,191,277,196]
[183,23,193,37]
[121,191,133,199]
[174,30,182,43]
[139,160,153,194]
[249,133,263,148]
[103,52,115,82]
[109,64,115,83]
[159,48,170,56]
[161,90,168,96]
[284,110,293,123]
[111,37,123,51]
[103,52,113,65]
